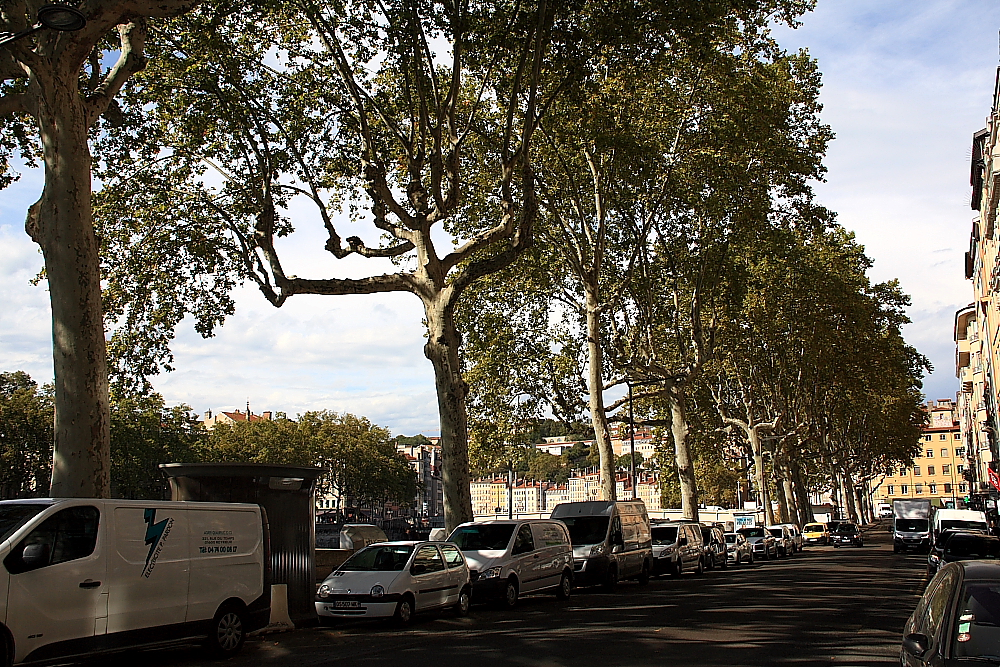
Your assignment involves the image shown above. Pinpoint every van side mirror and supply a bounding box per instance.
[901,633,930,658]
[21,543,49,569]
[410,563,427,576]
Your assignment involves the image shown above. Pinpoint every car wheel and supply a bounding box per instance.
[674,560,683,577]
[455,586,471,616]
[638,561,650,585]
[721,555,728,570]
[749,552,755,565]
[205,604,246,657]
[556,571,572,600]
[603,565,619,590]
[893,545,899,553]
[394,595,415,625]
[0,630,11,667]
[695,558,704,575]
[503,577,519,608]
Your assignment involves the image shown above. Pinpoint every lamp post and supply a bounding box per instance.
[0,4,86,48]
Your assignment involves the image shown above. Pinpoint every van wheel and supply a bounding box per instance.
[394,595,414,625]
[502,577,519,608]
[206,604,246,657]
[603,565,619,590]
[455,586,471,616]
[638,561,650,585]
[0,631,11,667]
[556,572,572,600]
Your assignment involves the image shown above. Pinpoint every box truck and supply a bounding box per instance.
[0,498,270,665]
[893,498,932,553]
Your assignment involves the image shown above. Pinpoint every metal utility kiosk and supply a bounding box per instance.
[160,463,323,624]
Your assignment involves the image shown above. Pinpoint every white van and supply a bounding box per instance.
[932,508,989,544]
[448,519,574,607]
[0,498,270,665]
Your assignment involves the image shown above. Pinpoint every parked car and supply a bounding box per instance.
[701,524,728,570]
[738,526,778,560]
[447,519,574,607]
[767,525,794,557]
[0,498,270,665]
[316,541,471,623]
[779,524,804,552]
[901,561,1000,665]
[650,522,704,576]
[550,501,653,588]
[926,531,1000,578]
[832,522,864,548]
[802,522,830,546]
[724,532,753,565]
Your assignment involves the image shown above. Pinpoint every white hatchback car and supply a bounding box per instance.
[315,541,471,624]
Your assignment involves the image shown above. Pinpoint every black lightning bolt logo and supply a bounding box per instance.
[143,508,169,568]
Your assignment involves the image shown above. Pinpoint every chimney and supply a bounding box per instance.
[262,411,272,420]
[206,409,212,419]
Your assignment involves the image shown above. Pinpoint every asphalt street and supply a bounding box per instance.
[97,524,928,667]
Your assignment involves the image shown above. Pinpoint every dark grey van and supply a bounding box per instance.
[550,501,652,588]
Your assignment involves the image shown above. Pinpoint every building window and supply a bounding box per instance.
[926,449,935,458]
[943,464,951,475]
[942,449,949,457]
[930,483,937,494]
[900,467,907,476]
[887,485,895,495]
[960,483,968,493]
[901,485,909,494]
[928,466,936,475]
[916,484,924,494]
[945,483,952,493]
[958,465,965,474]
[940,433,948,440]
[957,448,967,457]
[955,433,962,440]
[925,435,933,441]
[914,466,921,476]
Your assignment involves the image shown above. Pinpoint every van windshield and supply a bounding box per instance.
[0,503,49,543]
[449,524,516,551]
[561,516,610,546]
[650,526,678,545]
[339,545,414,571]
[738,527,765,538]
[895,519,928,532]
[941,520,989,532]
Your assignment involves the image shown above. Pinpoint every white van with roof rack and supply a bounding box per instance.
[0,498,269,665]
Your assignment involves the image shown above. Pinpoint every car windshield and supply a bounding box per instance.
[651,526,678,545]
[942,520,989,532]
[804,524,825,533]
[954,582,1000,659]
[896,519,929,532]
[768,528,784,538]
[0,503,49,543]
[724,534,737,544]
[739,527,765,538]
[837,524,858,534]
[449,524,516,551]
[561,516,610,546]
[339,545,414,571]
[945,537,1000,560]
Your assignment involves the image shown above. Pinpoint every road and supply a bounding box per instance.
[97,524,928,667]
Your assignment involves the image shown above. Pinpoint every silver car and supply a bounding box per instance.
[725,532,753,565]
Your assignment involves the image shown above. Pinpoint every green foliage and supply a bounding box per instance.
[0,372,53,498]
[616,451,645,471]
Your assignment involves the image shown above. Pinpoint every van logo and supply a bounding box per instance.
[142,508,173,579]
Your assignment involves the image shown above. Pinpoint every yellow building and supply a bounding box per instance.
[873,400,969,505]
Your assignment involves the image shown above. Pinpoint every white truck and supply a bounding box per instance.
[0,498,270,665]
[892,498,932,553]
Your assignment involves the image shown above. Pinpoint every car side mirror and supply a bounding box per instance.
[21,543,49,569]
[611,544,624,554]
[901,633,930,658]
[410,563,427,576]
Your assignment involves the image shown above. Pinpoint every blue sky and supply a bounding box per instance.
[1,1,996,434]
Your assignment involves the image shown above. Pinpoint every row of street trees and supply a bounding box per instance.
[1,0,925,531]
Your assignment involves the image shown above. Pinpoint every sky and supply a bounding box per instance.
[1,0,997,435]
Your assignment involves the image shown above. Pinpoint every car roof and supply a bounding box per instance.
[958,560,1000,578]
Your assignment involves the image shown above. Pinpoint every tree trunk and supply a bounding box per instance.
[781,476,798,526]
[841,470,859,523]
[748,428,774,526]
[668,385,698,521]
[792,462,814,524]
[423,300,473,534]
[584,286,616,501]
[35,71,110,499]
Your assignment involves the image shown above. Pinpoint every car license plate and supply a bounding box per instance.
[334,600,361,609]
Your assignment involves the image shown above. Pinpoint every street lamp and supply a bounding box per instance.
[0,4,87,48]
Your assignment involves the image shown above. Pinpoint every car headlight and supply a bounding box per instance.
[370,585,385,597]
[480,566,503,579]
[318,584,331,598]
[590,544,607,557]
[930,554,940,563]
